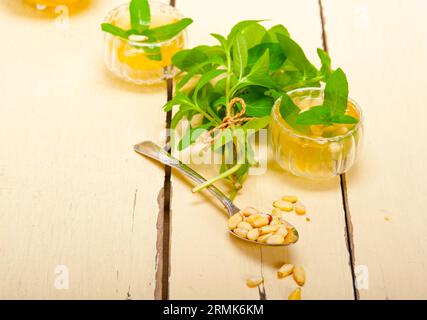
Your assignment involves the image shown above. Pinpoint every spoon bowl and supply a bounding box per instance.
[134,141,299,247]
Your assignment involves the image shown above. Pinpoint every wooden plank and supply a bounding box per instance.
[322,0,427,299]
[169,0,355,299]
[0,0,168,299]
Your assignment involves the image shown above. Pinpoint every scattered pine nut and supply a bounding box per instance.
[282,195,298,203]
[294,202,306,215]
[246,277,263,288]
[273,200,293,212]
[277,264,294,279]
[305,217,311,222]
[284,228,299,245]
[271,208,282,216]
[275,226,288,237]
[293,266,306,286]
[288,287,302,300]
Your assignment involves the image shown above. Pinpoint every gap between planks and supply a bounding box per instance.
[318,0,359,300]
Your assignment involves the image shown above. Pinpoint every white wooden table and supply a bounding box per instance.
[1,0,426,300]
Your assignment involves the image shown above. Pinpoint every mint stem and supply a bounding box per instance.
[192,164,242,193]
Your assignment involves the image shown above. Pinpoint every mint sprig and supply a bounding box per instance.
[166,21,358,198]
[101,0,193,60]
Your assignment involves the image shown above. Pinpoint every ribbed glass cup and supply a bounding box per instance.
[103,2,186,85]
[269,87,364,179]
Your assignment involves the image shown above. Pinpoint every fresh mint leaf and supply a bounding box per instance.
[262,24,290,43]
[129,0,151,33]
[101,23,130,39]
[242,115,271,130]
[232,34,248,79]
[227,20,263,45]
[276,33,318,77]
[248,43,286,71]
[143,18,193,41]
[317,48,332,79]
[331,114,358,124]
[193,69,227,100]
[239,87,274,117]
[295,105,332,125]
[244,50,278,89]
[176,56,224,90]
[278,95,310,134]
[324,68,348,116]
[164,92,195,112]
[240,23,267,49]
[211,33,228,50]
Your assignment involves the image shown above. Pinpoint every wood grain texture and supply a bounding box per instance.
[0,0,168,299]
[323,0,427,299]
[168,0,354,300]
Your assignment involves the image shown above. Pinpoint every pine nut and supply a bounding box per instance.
[246,277,263,288]
[284,228,299,245]
[242,206,259,217]
[271,208,282,216]
[266,235,285,245]
[247,229,260,241]
[282,195,298,203]
[277,264,294,279]
[238,221,253,231]
[293,266,306,286]
[273,200,293,212]
[257,233,273,243]
[260,225,279,235]
[288,287,301,300]
[294,202,306,215]
[228,213,243,230]
[234,228,248,239]
[251,215,270,228]
[270,217,281,226]
[275,226,288,237]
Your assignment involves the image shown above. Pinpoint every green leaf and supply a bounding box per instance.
[176,56,224,90]
[164,92,195,112]
[323,68,349,116]
[101,23,130,39]
[262,24,290,43]
[331,114,359,124]
[193,69,227,100]
[171,108,191,129]
[248,43,286,70]
[129,0,151,33]
[317,48,332,79]
[143,18,193,41]
[240,23,267,49]
[211,33,228,49]
[173,45,224,72]
[278,95,309,133]
[239,87,274,117]
[242,115,271,130]
[178,123,212,150]
[276,33,318,76]
[227,20,263,45]
[232,34,248,79]
[295,106,332,125]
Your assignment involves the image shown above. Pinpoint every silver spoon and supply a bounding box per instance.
[134,141,299,247]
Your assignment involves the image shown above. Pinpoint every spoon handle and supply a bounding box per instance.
[134,141,240,216]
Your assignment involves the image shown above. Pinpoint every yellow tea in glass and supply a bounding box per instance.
[270,87,363,179]
[103,2,186,85]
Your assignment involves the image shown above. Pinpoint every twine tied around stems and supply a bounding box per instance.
[201,97,253,144]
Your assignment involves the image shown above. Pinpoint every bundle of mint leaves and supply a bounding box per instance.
[165,21,358,199]
[101,0,193,61]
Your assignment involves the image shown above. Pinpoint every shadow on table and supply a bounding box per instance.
[2,0,93,19]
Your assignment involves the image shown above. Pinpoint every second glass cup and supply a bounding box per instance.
[269,87,364,179]
[103,1,186,85]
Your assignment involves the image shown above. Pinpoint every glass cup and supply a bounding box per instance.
[269,87,364,179]
[103,2,186,85]
[24,0,78,8]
